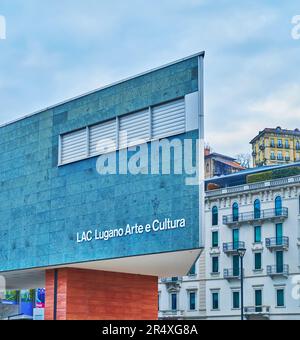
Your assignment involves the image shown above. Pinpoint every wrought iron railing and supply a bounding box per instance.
[267,264,289,276]
[224,268,241,279]
[223,241,245,253]
[266,237,289,248]
[223,208,288,225]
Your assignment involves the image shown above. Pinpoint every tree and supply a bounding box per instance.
[236,153,252,169]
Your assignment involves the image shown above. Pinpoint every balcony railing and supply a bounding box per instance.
[267,265,289,277]
[223,241,245,254]
[160,277,183,284]
[224,268,241,280]
[266,237,289,250]
[159,310,184,318]
[223,208,288,226]
[244,306,270,319]
[206,175,300,198]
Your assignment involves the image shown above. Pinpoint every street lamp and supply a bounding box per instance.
[237,247,246,321]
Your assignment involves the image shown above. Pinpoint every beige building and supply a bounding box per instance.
[250,127,300,167]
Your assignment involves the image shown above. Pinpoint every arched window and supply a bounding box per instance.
[232,203,239,222]
[254,199,261,219]
[212,206,218,226]
[275,196,282,216]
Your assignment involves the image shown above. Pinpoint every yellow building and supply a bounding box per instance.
[250,127,300,167]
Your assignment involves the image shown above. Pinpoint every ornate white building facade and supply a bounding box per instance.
[159,163,300,320]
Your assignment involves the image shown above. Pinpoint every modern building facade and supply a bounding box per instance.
[159,163,300,320]
[0,53,205,320]
[251,127,300,167]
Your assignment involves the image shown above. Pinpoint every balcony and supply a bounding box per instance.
[244,306,270,320]
[266,237,289,251]
[223,241,245,255]
[160,277,183,290]
[160,277,182,283]
[159,310,184,319]
[267,265,289,278]
[223,208,288,226]
[224,268,241,280]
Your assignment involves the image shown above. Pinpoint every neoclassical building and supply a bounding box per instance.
[159,162,300,320]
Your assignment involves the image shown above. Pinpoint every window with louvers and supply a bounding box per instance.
[89,120,116,156]
[59,97,187,165]
[152,99,185,140]
[60,128,87,164]
[119,109,150,149]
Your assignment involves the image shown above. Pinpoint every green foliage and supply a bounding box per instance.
[246,167,300,184]
[272,167,300,179]
[247,171,273,184]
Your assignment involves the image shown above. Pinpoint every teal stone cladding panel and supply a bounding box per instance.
[0,56,200,272]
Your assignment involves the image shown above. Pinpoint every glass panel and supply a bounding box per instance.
[277,290,284,307]
[233,256,240,276]
[254,226,261,243]
[212,231,219,248]
[233,203,239,222]
[232,229,239,249]
[212,293,219,310]
[254,200,261,219]
[212,257,219,273]
[171,293,177,311]
[275,197,282,216]
[233,292,240,309]
[189,292,196,310]
[276,224,283,245]
[255,290,262,312]
[255,253,262,270]
[212,206,218,226]
[276,251,284,273]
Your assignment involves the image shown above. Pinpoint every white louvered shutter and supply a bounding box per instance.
[61,129,87,164]
[152,99,185,139]
[119,110,150,149]
[89,120,116,156]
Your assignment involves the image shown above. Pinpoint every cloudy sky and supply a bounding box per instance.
[0,0,299,156]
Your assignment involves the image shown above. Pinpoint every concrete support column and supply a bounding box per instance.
[45,268,158,320]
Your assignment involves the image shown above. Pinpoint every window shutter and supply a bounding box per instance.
[119,109,150,149]
[152,99,185,139]
[89,120,116,156]
[61,129,87,164]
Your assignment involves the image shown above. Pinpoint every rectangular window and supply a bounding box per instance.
[233,255,240,276]
[119,109,150,149]
[189,292,196,311]
[276,289,285,307]
[89,120,116,156]
[212,257,219,273]
[255,290,263,312]
[212,292,219,310]
[232,291,240,309]
[189,263,196,276]
[254,226,262,243]
[60,128,87,164]
[59,97,186,165]
[254,253,262,270]
[152,99,185,140]
[171,293,177,311]
[212,231,219,248]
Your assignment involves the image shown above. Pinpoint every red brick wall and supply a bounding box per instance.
[45,268,158,320]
